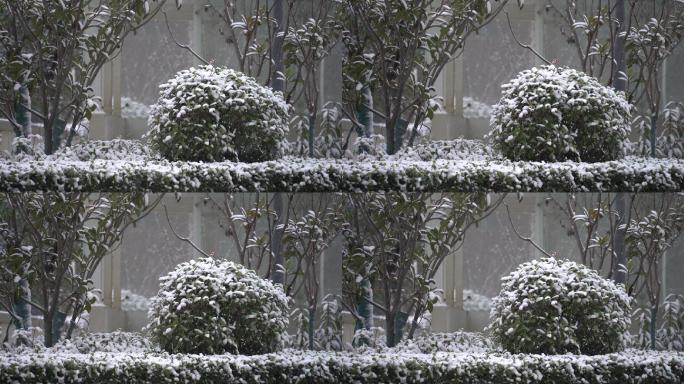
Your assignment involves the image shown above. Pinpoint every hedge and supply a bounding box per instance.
[0,349,682,383]
[0,157,683,192]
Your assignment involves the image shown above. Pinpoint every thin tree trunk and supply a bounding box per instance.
[385,310,396,347]
[271,0,284,92]
[308,305,316,350]
[355,278,374,331]
[16,85,32,137]
[651,111,658,157]
[14,278,32,330]
[612,0,628,285]
[43,310,54,347]
[613,194,627,284]
[650,302,658,349]
[308,110,317,157]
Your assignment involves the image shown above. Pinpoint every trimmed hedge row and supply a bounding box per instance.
[0,349,682,383]
[0,157,683,192]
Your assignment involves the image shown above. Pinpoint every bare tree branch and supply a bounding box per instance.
[163,204,212,258]
[505,203,555,258]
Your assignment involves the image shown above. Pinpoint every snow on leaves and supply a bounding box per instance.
[488,257,632,355]
[0,154,682,192]
[147,65,289,163]
[489,65,632,163]
[147,258,289,355]
[0,348,682,383]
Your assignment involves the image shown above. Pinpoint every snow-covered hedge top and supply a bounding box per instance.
[2,331,154,355]
[8,137,155,162]
[390,140,496,162]
[0,154,682,192]
[1,139,684,192]
[147,65,289,162]
[488,257,632,355]
[0,348,682,384]
[393,332,494,354]
[489,65,631,162]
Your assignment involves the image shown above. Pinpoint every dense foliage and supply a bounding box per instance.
[0,154,682,192]
[0,0,163,153]
[0,193,153,346]
[147,66,289,162]
[489,65,631,162]
[488,257,631,355]
[147,258,289,355]
[341,0,507,154]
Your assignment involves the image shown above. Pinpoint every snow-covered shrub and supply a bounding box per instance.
[147,257,289,355]
[315,295,345,351]
[488,65,631,162]
[120,290,150,312]
[630,102,684,158]
[392,139,495,161]
[352,327,386,350]
[632,294,684,351]
[463,97,492,119]
[659,295,684,351]
[49,139,154,162]
[51,332,154,354]
[488,257,631,355]
[393,332,494,353]
[353,134,387,159]
[288,307,313,350]
[147,65,289,163]
[463,289,493,311]
[287,296,345,351]
[288,103,351,159]
[121,97,151,119]
[11,135,45,160]
[2,331,154,354]
[2,327,45,353]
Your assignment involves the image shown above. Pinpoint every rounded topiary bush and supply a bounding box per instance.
[147,65,289,162]
[147,257,289,355]
[488,65,631,162]
[487,257,631,355]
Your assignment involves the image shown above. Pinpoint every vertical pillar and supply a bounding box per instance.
[112,245,122,310]
[661,58,668,105]
[662,250,667,301]
[192,2,204,66]
[443,244,464,310]
[531,196,546,259]
[92,49,124,139]
[453,245,464,309]
[191,195,204,253]
[431,56,464,140]
[112,52,122,117]
[532,1,546,66]
[319,59,326,108]
[319,247,326,300]
[102,252,113,307]
[443,57,464,117]
[102,61,113,115]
